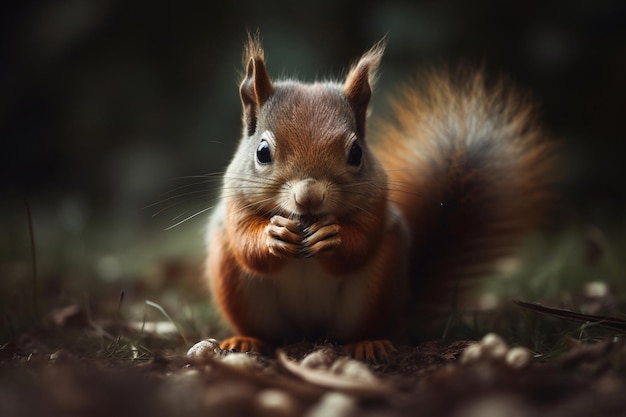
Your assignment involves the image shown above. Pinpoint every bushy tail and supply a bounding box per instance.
[373,69,554,313]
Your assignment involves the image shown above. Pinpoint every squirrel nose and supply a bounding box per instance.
[292,178,326,213]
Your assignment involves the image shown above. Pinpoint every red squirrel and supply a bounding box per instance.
[204,36,553,361]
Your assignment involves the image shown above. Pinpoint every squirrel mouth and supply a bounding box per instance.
[272,209,318,229]
[297,214,318,229]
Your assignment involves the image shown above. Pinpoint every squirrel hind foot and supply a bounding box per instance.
[220,336,270,354]
[342,339,396,362]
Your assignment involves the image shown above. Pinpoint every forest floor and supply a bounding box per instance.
[2,323,626,417]
[3,217,626,416]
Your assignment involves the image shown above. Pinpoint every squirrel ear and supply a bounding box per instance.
[240,37,274,137]
[343,41,385,138]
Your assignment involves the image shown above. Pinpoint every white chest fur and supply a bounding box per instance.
[242,258,371,341]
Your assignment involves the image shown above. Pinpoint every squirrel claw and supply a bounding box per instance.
[343,339,396,362]
[300,216,341,257]
[220,336,269,354]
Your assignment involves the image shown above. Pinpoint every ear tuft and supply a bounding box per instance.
[344,40,385,138]
[240,33,274,136]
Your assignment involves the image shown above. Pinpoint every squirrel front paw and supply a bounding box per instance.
[300,214,341,258]
[266,214,341,259]
[265,215,303,258]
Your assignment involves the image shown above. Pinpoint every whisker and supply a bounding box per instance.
[160,179,221,196]
[164,206,214,230]
[168,172,225,180]
[159,172,278,196]
[219,185,279,192]
[145,189,214,210]
[221,176,279,187]
[237,196,277,215]
[171,209,191,221]
[219,190,280,200]
[341,202,369,217]
[151,194,216,217]
[154,189,277,219]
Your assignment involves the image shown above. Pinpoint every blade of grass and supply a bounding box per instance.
[23,198,40,321]
[145,300,190,346]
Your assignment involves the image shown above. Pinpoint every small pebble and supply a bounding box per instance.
[481,333,508,358]
[221,352,262,371]
[301,348,337,369]
[187,339,221,360]
[330,357,377,383]
[505,346,533,369]
[459,343,483,364]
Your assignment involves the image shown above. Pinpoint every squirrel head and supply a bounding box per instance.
[225,35,387,223]
[239,35,384,139]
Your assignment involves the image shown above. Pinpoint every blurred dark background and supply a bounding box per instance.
[2,1,625,311]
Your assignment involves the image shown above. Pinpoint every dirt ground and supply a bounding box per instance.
[2,329,626,417]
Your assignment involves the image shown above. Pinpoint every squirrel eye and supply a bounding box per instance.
[256,140,272,164]
[347,141,363,167]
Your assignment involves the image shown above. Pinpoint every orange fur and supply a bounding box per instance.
[224,198,290,275]
[206,222,252,336]
[315,198,388,276]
